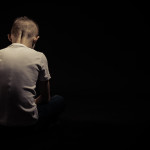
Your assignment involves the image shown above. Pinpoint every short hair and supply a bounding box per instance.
[11,16,39,39]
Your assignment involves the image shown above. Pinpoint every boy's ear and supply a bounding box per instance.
[8,34,12,42]
[34,36,40,42]
[33,36,40,44]
[32,36,40,49]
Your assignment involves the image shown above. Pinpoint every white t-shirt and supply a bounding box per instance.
[0,43,51,126]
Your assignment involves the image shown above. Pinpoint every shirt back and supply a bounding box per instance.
[0,43,51,126]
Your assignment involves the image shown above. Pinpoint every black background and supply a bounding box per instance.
[0,1,150,148]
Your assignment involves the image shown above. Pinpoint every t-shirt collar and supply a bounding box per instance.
[10,43,28,48]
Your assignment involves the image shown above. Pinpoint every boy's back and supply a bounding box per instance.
[0,43,50,126]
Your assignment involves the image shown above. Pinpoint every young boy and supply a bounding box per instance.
[0,16,65,130]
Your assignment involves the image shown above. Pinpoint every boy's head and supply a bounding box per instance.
[8,16,40,48]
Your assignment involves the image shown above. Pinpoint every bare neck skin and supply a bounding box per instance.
[12,37,33,48]
[8,34,39,49]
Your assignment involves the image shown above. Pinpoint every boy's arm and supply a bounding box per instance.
[35,80,50,104]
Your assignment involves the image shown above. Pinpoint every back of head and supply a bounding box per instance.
[11,16,39,39]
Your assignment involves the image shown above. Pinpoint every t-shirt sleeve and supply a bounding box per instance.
[38,53,51,81]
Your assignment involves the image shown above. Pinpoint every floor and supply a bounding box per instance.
[0,91,150,149]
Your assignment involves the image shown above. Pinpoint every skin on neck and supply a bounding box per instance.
[8,34,39,49]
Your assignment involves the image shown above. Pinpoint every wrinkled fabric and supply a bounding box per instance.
[0,43,51,126]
